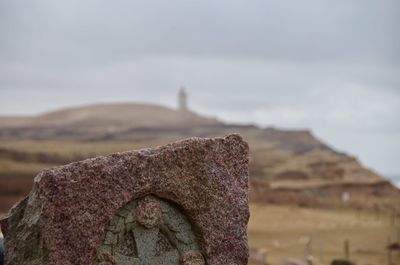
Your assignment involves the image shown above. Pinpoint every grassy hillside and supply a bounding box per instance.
[0,103,399,214]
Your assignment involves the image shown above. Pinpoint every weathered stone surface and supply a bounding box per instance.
[0,134,249,265]
[135,196,162,229]
[94,195,203,265]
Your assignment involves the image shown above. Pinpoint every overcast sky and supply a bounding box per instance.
[0,0,399,176]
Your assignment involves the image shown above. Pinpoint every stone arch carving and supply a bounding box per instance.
[94,195,205,265]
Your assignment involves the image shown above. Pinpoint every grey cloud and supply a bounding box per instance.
[0,0,399,65]
[0,0,400,174]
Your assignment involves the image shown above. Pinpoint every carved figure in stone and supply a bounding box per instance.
[95,195,205,265]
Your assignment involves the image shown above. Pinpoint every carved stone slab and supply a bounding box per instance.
[0,135,249,265]
[95,195,204,265]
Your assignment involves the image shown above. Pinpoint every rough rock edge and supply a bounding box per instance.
[0,134,249,265]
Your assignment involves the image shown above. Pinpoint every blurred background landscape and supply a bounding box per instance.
[1,1,399,264]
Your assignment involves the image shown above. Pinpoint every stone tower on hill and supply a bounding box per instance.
[178,87,188,112]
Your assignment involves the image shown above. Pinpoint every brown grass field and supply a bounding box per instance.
[248,204,400,265]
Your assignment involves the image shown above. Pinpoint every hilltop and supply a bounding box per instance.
[0,102,398,213]
[0,103,220,139]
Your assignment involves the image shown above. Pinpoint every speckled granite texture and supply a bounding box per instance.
[0,134,249,265]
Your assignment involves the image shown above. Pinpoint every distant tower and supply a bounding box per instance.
[178,87,188,112]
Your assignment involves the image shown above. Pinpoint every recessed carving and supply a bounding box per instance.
[95,195,205,265]
[135,196,162,229]
[181,251,206,265]
[96,252,117,265]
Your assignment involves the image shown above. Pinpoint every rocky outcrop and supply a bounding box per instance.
[0,135,250,265]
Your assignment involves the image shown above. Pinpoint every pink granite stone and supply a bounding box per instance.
[135,196,162,229]
[0,134,249,265]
